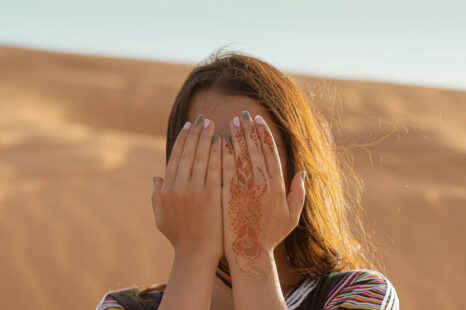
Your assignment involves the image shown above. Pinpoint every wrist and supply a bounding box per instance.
[225,248,276,272]
[174,251,221,267]
[225,247,275,263]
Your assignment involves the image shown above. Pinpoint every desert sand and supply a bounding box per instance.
[0,45,465,309]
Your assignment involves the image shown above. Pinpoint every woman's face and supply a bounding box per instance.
[187,88,288,183]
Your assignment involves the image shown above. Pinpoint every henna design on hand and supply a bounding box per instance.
[228,130,270,279]
[226,141,234,156]
[263,129,274,152]
[250,126,260,149]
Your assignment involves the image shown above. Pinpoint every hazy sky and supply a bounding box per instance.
[1,0,465,90]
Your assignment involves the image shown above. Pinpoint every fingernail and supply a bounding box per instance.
[255,115,265,125]
[225,134,231,143]
[195,114,204,126]
[183,121,192,130]
[241,110,251,120]
[204,118,211,128]
[301,171,306,181]
[213,133,219,142]
[153,176,157,186]
[233,116,240,127]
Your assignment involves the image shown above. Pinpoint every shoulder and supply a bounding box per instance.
[96,287,165,310]
[96,295,124,310]
[323,269,400,310]
[96,288,129,310]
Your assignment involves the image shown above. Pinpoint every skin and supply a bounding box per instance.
[152,87,305,310]
[188,88,305,309]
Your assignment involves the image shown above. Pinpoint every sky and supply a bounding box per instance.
[1,0,465,90]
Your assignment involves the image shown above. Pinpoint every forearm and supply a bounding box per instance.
[228,250,288,310]
[158,253,219,310]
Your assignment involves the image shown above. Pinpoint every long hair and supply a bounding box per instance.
[135,47,381,298]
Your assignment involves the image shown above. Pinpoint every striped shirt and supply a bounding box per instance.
[96,269,399,310]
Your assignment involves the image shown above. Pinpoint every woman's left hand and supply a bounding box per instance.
[221,111,306,278]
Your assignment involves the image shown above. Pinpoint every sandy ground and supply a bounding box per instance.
[0,46,464,309]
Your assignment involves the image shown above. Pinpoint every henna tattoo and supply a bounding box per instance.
[250,126,260,148]
[228,128,270,279]
[263,129,274,152]
[226,141,234,155]
[235,130,249,163]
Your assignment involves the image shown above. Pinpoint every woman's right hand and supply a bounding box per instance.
[151,114,223,261]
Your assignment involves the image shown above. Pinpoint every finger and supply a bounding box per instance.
[254,114,284,181]
[222,134,237,183]
[286,171,306,226]
[205,133,221,189]
[222,134,238,234]
[191,118,215,182]
[177,114,206,181]
[164,122,192,186]
[230,116,254,188]
[222,135,238,216]
[239,110,268,185]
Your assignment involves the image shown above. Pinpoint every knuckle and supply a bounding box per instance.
[167,154,180,167]
[194,154,207,165]
[180,151,193,162]
[171,152,182,162]
[159,186,169,198]
[177,160,191,172]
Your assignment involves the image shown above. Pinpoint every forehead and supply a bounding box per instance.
[187,88,285,150]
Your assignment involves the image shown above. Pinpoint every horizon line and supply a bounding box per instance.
[2,42,465,93]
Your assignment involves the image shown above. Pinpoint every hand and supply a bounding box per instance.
[152,115,223,261]
[221,111,306,278]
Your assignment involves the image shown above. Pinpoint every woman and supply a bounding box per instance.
[96,49,400,310]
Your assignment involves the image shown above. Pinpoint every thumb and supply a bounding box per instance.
[152,176,164,192]
[286,171,306,225]
[151,176,164,213]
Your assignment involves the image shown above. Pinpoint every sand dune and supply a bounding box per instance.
[0,45,465,309]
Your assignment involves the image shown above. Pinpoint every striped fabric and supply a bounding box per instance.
[285,277,319,310]
[96,296,124,310]
[324,270,399,310]
[96,269,399,310]
[95,288,127,310]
